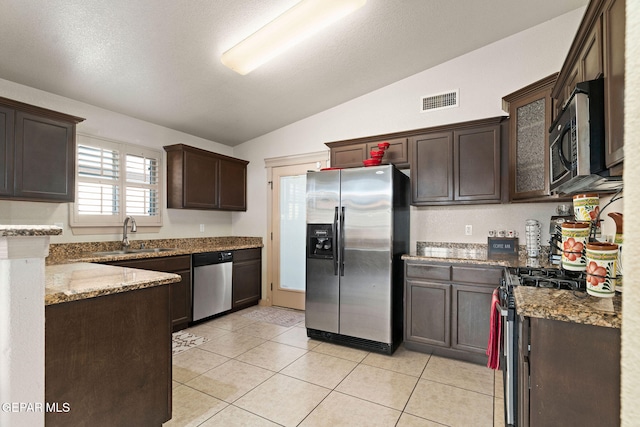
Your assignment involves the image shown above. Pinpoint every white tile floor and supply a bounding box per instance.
[165,306,505,427]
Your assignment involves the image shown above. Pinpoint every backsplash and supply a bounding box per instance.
[416,241,550,264]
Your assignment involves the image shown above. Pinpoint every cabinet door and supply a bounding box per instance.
[405,279,450,347]
[183,149,219,209]
[411,132,453,203]
[219,158,247,211]
[581,19,603,82]
[232,248,262,310]
[13,111,74,202]
[451,283,493,354]
[366,137,409,166]
[509,88,553,200]
[603,0,625,168]
[171,270,191,332]
[454,125,501,201]
[0,105,14,196]
[331,143,367,168]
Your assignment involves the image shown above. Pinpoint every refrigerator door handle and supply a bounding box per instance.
[333,206,339,275]
[340,206,345,276]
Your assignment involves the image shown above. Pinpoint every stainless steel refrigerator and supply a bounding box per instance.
[305,165,409,354]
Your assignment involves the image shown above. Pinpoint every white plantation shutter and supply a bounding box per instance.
[71,135,162,227]
[124,151,159,218]
[76,144,120,218]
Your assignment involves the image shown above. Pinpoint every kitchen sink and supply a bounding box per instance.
[91,248,178,256]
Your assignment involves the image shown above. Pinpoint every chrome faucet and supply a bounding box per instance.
[122,216,137,249]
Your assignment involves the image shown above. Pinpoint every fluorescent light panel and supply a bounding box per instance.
[221,0,367,75]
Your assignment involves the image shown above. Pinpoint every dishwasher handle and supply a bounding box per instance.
[193,251,233,267]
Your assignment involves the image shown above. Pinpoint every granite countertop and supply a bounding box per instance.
[45,263,181,305]
[44,236,263,305]
[48,236,263,264]
[0,225,62,237]
[402,250,554,269]
[514,286,621,329]
[402,241,556,268]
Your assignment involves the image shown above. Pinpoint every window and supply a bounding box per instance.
[71,134,162,228]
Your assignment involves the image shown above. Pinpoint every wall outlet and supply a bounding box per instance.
[465,225,472,235]
[199,224,205,233]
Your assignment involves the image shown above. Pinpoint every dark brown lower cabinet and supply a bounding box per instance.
[232,248,262,310]
[519,316,620,427]
[45,284,172,427]
[404,261,501,364]
[105,255,191,332]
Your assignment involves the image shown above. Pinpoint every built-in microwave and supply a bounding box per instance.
[549,78,622,194]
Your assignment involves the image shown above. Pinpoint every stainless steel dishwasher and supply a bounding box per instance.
[192,251,233,322]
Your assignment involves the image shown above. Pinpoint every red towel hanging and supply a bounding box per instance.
[486,288,501,370]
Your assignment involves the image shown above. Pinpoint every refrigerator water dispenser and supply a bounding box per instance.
[307,224,334,259]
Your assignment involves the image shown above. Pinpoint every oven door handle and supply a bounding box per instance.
[495,301,509,317]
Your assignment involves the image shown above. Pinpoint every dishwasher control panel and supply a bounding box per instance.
[193,251,233,267]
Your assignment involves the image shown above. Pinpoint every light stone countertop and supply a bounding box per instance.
[514,286,621,329]
[48,236,263,264]
[0,225,62,236]
[403,241,555,269]
[44,236,263,305]
[404,241,620,329]
[45,262,181,305]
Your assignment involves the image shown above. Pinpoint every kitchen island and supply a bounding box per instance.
[45,262,181,427]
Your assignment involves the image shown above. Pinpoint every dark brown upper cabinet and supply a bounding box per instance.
[164,143,248,211]
[552,0,624,173]
[0,97,84,202]
[503,74,561,202]
[410,117,503,206]
[326,136,409,168]
[602,0,625,170]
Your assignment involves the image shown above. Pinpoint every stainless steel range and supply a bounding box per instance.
[498,266,588,426]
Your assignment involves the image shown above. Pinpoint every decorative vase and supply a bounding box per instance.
[573,193,599,222]
[585,242,619,298]
[561,221,590,271]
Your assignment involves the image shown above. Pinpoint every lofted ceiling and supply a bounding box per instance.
[0,0,587,146]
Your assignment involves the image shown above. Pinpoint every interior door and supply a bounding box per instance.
[271,162,318,310]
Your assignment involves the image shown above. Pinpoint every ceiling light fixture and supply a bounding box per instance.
[221,0,367,75]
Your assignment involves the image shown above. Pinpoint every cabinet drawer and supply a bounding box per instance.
[233,247,261,262]
[108,255,191,272]
[451,266,502,286]
[406,263,451,281]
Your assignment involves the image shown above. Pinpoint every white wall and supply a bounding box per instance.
[232,8,587,251]
[0,79,236,243]
[622,1,640,424]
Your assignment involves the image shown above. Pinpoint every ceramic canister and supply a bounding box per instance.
[573,193,599,222]
[561,221,590,271]
[585,242,619,298]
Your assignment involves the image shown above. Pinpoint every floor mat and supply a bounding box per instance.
[241,307,305,327]
[172,331,208,355]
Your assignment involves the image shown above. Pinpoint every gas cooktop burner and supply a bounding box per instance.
[507,267,587,292]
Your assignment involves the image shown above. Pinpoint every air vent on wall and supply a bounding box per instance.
[420,89,459,112]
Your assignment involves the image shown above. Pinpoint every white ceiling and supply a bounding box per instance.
[0,0,587,146]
